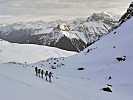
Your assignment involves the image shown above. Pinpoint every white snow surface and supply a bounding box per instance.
[0,17,133,100]
[0,40,76,63]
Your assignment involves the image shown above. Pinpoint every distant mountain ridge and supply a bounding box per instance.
[0,12,116,52]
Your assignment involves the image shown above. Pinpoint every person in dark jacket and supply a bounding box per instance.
[35,67,38,76]
[45,71,48,81]
[41,70,44,78]
[48,71,53,83]
[38,69,41,77]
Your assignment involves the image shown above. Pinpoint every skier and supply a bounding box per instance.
[45,71,48,81]
[41,70,44,78]
[48,71,53,83]
[35,67,38,76]
[38,69,41,77]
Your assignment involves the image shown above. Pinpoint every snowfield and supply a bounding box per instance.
[0,17,133,100]
[0,40,76,63]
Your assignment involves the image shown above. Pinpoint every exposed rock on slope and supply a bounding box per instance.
[119,2,133,24]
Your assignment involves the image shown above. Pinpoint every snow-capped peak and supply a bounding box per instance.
[88,12,114,22]
[0,12,116,52]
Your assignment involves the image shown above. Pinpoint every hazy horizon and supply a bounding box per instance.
[0,0,132,24]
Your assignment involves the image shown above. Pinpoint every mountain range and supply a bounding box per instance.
[0,12,116,52]
[0,2,133,100]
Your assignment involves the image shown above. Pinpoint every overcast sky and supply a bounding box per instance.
[0,0,132,24]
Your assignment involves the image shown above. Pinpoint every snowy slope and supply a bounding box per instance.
[0,14,133,100]
[31,16,133,100]
[0,39,76,63]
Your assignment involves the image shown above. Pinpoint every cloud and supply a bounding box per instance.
[0,0,132,23]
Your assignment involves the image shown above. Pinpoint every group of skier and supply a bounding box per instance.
[35,67,53,83]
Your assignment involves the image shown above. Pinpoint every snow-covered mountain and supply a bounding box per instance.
[0,12,116,52]
[0,3,133,99]
[31,12,133,100]
[0,14,132,100]
[0,39,76,63]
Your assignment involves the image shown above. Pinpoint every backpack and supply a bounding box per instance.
[35,67,37,72]
[49,72,53,77]
[45,71,48,76]
[41,70,44,74]
[38,69,41,73]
